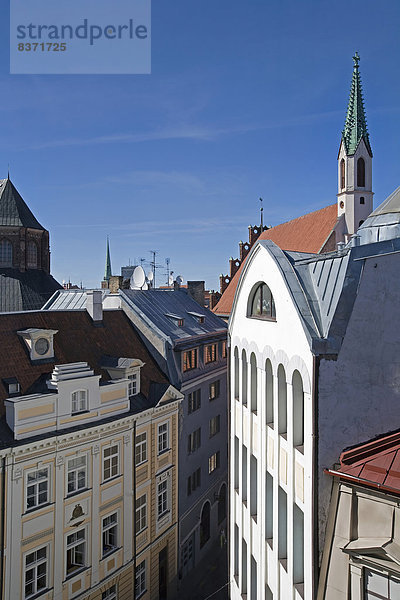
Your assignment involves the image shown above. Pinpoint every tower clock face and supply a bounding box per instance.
[35,337,49,356]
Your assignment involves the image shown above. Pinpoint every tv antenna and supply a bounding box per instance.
[149,250,163,288]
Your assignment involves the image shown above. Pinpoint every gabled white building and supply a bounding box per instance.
[229,54,400,600]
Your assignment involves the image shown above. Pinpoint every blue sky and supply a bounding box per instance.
[1,0,400,289]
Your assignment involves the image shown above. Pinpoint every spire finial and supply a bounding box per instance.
[7,163,10,180]
[353,51,360,68]
[342,52,372,157]
[104,236,112,282]
[259,197,264,229]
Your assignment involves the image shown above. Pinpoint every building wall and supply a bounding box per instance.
[318,251,400,551]
[1,392,180,600]
[229,244,313,600]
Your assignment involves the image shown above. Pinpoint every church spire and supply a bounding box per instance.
[342,52,372,157]
[104,237,112,282]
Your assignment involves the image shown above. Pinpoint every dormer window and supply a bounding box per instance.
[187,311,205,324]
[3,377,20,397]
[165,313,184,327]
[248,283,276,320]
[72,390,88,414]
[128,374,137,396]
[18,328,57,362]
[101,357,144,396]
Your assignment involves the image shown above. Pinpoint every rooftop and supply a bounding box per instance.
[0,178,44,229]
[327,429,400,496]
[214,203,338,316]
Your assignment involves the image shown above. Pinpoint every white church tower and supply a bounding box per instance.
[337,52,373,236]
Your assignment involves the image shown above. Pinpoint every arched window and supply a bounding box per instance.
[278,365,287,435]
[234,347,239,400]
[360,196,365,204]
[200,502,210,548]
[248,283,276,320]
[242,350,248,406]
[27,241,38,268]
[265,359,274,426]
[340,159,345,189]
[250,353,257,413]
[357,157,365,187]
[292,370,304,449]
[359,220,364,227]
[0,240,12,266]
[217,483,227,524]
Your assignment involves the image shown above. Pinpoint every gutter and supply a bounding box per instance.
[0,457,5,600]
[325,468,400,498]
[312,355,320,600]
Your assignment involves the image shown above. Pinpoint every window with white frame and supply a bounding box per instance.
[157,422,169,454]
[135,494,147,534]
[135,560,146,598]
[135,432,147,465]
[71,390,88,414]
[66,529,86,576]
[102,584,117,600]
[128,374,137,396]
[103,444,119,481]
[102,512,118,557]
[157,479,168,518]
[24,546,48,599]
[67,456,87,495]
[26,467,49,511]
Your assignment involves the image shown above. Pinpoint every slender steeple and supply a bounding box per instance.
[342,52,372,157]
[104,237,112,282]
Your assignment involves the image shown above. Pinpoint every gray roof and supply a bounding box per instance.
[42,289,109,310]
[358,187,400,245]
[0,179,44,229]
[0,268,62,312]
[120,289,227,342]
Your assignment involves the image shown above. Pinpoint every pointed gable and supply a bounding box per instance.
[0,179,44,229]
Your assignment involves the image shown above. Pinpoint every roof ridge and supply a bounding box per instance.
[265,203,336,230]
[340,429,400,465]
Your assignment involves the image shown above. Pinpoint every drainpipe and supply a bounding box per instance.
[133,421,137,585]
[312,355,320,600]
[0,457,6,600]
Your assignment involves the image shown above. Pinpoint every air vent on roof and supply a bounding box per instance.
[187,311,205,324]
[165,313,184,327]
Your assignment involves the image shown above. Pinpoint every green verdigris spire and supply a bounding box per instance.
[342,52,372,157]
[104,237,112,281]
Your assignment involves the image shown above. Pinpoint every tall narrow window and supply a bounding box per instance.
[242,350,248,406]
[242,539,247,594]
[242,445,247,504]
[292,370,304,449]
[357,157,365,187]
[265,472,273,542]
[265,359,274,426]
[293,504,304,585]
[234,436,239,489]
[27,241,38,268]
[251,556,257,600]
[25,547,48,599]
[278,365,287,435]
[0,240,12,266]
[340,159,345,189]
[200,502,210,548]
[250,455,257,520]
[234,347,239,399]
[278,487,287,561]
[234,525,239,577]
[250,353,257,413]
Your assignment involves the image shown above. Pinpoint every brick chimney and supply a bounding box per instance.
[187,281,205,307]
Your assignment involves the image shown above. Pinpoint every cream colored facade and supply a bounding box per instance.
[0,361,182,600]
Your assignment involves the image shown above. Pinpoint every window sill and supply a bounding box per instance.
[294,583,304,599]
[25,501,53,515]
[251,514,257,523]
[64,565,89,582]
[101,474,121,486]
[66,487,90,500]
[135,459,148,468]
[26,587,53,600]
[101,546,120,560]
[136,526,148,537]
[279,432,287,441]
[157,448,170,457]
[135,589,148,600]
[266,537,273,549]
[157,509,171,521]
[71,409,90,416]
[248,315,277,322]
[279,558,288,572]
[267,421,274,429]
[295,444,304,455]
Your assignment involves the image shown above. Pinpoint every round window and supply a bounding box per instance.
[35,337,49,356]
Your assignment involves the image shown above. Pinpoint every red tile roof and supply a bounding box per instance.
[327,430,400,495]
[0,310,168,412]
[213,204,338,316]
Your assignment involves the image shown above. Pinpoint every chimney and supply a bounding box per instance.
[86,290,103,323]
[187,281,205,307]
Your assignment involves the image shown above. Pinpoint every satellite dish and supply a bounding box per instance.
[176,275,183,285]
[131,266,146,289]
[147,271,154,282]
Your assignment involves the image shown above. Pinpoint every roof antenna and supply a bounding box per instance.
[260,197,264,229]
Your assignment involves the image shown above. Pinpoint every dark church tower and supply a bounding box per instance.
[0,177,61,311]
